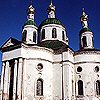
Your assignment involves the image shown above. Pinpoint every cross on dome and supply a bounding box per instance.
[47,0,56,18]
[27,4,35,20]
[27,4,35,14]
[80,8,88,28]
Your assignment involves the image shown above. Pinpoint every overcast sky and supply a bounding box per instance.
[0,0,100,73]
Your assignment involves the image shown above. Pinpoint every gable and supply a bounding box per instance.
[1,37,21,52]
[3,39,14,48]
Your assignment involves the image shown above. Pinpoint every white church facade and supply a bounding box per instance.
[0,1,100,100]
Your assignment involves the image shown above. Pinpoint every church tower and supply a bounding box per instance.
[74,9,100,100]
[80,9,94,50]
[38,1,68,50]
[22,4,38,44]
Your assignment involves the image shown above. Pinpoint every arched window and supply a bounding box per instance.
[22,30,27,41]
[36,79,43,96]
[42,29,45,40]
[52,28,57,38]
[96,80,100,95]
[62,31,65,41]
[78,80,83,95]
[82,36,87,47]
[33,31,36,43]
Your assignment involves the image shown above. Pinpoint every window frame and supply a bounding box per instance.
[78,80,84,96]
[96,80,100,95]
[42,29,45,40]
[22,30,27,42]
[36,78,43,96]
[52,28,57,38]
[82,36,87,47]
[62,31,65,41]
[33,31,36,43]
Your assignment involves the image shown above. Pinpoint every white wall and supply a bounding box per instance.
[74,52,100,99]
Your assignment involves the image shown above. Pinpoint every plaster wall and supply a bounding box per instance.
[74,53,100,63]
[75,53,100,99]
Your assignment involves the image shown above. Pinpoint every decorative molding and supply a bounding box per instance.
[26,58,53,63]
[23,25,37,30]
[68,48,74,55]
[74,50,100,56]
[41,24,65,30]
[75,61,100,65]
[53,59,74,65]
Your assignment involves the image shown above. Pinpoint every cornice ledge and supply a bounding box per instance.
[74,50,100,56]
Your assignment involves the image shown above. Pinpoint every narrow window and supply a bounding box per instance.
[36,79,43,96]
[33,31,36,43]
[92,37,94,47]
[9,60,14,100]
[42,29,45,40]
[62,31,65,41]
[22,30,27,41]
[52,28,57,38]
[72,80,74,95]
[82,36,87,47]
[96,80,100,95]
[78,80,83,95]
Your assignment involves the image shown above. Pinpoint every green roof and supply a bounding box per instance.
[39,18,64,28]
[79,27,91,35]
[40,40,67,50]
[23,20,36,27]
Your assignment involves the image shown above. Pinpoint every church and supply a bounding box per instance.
[0,1,100,100]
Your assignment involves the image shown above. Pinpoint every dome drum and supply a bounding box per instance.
[38,23,68,47]
[22,25,38,44]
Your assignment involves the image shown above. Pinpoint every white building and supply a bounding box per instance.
[0,1,100,100]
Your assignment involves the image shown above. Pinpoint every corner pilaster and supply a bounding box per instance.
[3,61,9,100]
[0,62,5,100]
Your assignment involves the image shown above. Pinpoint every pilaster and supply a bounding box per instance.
[17,58,23,100]
[3,61,9,100]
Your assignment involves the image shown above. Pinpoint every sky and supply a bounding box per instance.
[0,0,100,73]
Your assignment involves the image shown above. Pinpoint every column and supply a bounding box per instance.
[8,62,11,96]
[17,58,23,100]
[3,61,9,100]
[0,62,5,100]
[13,60,18,100]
